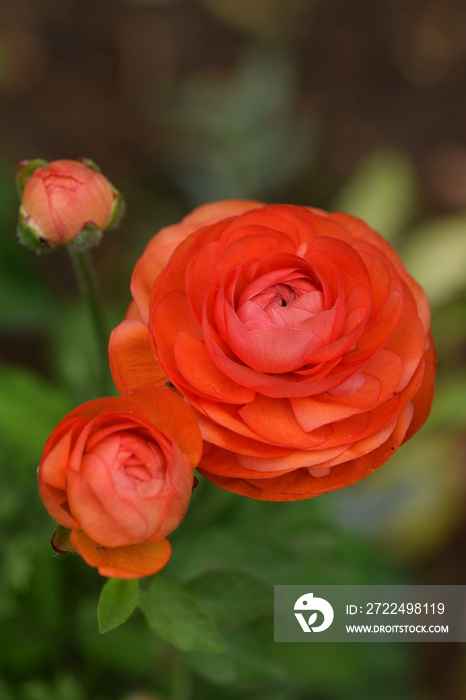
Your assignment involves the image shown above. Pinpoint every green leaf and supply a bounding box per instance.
[183,619,284,685]
[333,148,418,239]
[98,579,139,634]
[188,570,273,627]
[168,524,295,583]
[219,621,283,681]
[138,576,225,653]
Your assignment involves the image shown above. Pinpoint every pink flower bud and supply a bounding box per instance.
[17,159,123,250]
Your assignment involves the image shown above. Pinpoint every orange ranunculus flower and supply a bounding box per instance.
[38,387,202,578]
[109,202,436,502]
[18,158,122,248]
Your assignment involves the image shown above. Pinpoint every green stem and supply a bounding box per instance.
[67,246,112,395]
[170,652,193,700]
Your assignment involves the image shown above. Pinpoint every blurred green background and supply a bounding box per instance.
[0,1,465,699]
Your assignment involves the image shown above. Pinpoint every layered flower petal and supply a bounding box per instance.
[110,201,436,501]
[71,530,172,579]
[38,388,202,577]
[109,319,168,394]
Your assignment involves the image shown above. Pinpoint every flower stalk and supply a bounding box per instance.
[67,245,113,395]
[16,157,125,395]
[170,652,193,700]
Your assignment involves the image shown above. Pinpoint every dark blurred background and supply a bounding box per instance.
[0,1,465,699]
[2,0,466,366]
[3,0,466,206]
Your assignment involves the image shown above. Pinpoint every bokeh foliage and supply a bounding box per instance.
[1,1,465,698]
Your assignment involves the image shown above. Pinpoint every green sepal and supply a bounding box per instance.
[16,159,48,198]
[77,156,101,173]
[69,222,103,251]
[51,526,75,554]
[105,190,126,231]
[17,206,51,253]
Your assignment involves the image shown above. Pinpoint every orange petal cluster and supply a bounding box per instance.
[38,387,202,577]
[110,202,436,501]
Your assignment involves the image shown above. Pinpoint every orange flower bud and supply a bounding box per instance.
[17,158,124,250]
[38,387,203,578]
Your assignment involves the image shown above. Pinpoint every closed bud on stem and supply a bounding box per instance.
[16,158,125,251]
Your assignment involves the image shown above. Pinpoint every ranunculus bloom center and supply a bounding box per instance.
[253,282,297,309]
[217,261,336,373]
[112,432,164,482]
[238,277,324,329]
[82,430,167,499]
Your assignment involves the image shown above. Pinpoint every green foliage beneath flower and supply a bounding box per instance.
[139,576,225,653]
[188,570,272,628]
[1,343,460,698]
[98,579,139,634]
[0,360,451,700]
